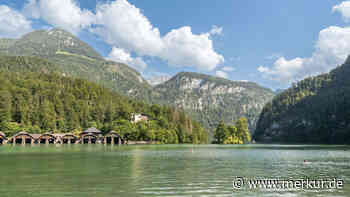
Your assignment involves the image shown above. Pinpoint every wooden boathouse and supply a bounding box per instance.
[0,132,7,144]
[11,132,36,144]
[1,128,126,145]
[104,131,124,145]
[80,127,102,144]
[38,133,56,144]
[55,134,77,144]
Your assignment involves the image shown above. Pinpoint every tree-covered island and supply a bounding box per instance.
[213,117,251,144]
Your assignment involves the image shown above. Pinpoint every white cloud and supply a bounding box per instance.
[18,0,224,71]
[107,47,147,71]
[91,0,224,71]
[93,0,163,56]
[258,26,350,84]
[259,3,350,84]
[258,57,304,82]
[23,0,95,34]
[257,65,270,73]
[215,70,228,79]
[222,66,235,72]
[209,25,223,36]
[333,1,350,22]
[0,5,32,38]
[162,26,224,71]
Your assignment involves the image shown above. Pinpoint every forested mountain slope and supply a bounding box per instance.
[0,29,275,135]
[0,70,208,144]
[254,57,350,144]
[1,28,153,101]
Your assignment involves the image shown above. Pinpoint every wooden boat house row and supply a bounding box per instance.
[0,128,125,145]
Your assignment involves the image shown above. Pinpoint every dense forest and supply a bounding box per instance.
[0,29,275,135]
[0,70,208,144]
[254,56,350,144]
[213,117,251,144]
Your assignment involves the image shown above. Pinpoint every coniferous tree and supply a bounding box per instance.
[40,100,57,131]
[214,120,229,144]
[0,90,11,129]
[236,117,251,143]
[0,70,208,144]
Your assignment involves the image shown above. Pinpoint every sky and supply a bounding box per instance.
[1,0,350,90]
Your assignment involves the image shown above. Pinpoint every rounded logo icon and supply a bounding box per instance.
[233,177,244,190]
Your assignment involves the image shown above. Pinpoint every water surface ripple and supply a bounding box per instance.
[0,144,349,197]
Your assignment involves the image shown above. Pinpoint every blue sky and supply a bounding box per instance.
[1,0,350,89]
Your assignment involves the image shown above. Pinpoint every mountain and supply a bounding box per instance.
[1,28,153,101]
[153,72,275,133]
[0,56,61,73]
[0,38,16,54]
[7,29,102,59]
[0,68,208,144]
[0,28,275,136]
[274,89,285,94]
[147,75,171,86]
[254,57,350,144]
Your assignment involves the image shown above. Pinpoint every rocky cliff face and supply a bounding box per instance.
[0,29,275,135]
[153,72,275,132]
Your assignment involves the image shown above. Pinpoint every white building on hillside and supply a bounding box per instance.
[131,113,149,123]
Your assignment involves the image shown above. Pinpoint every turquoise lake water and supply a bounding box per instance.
[0,144,349,197]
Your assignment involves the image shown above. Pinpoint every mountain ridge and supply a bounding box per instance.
[153,71,275,132]
[0,28,154,101]
[7,28,103,60]
[0,28,275,134]
[147,75,171,86]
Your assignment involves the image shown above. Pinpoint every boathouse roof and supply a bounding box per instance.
[13,131,31,138]
[39,133,56,139]
[53,133,65,138]
[82,127,102,134]
[107,131,119,135]
[54,133,77,138]
[17,131,29,135]
[31,134,42,139]
[106,131,123,138]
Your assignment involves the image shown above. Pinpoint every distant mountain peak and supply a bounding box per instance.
[0,28,275,136]
[0,28,152,101]
[153,70,275,131]
[46,28,71,35]
[7,28,103,60]
[167,71,268,90]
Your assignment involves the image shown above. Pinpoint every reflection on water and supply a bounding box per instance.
[0,144,349,197]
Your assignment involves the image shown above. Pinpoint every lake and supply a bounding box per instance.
[0,144,349,197]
